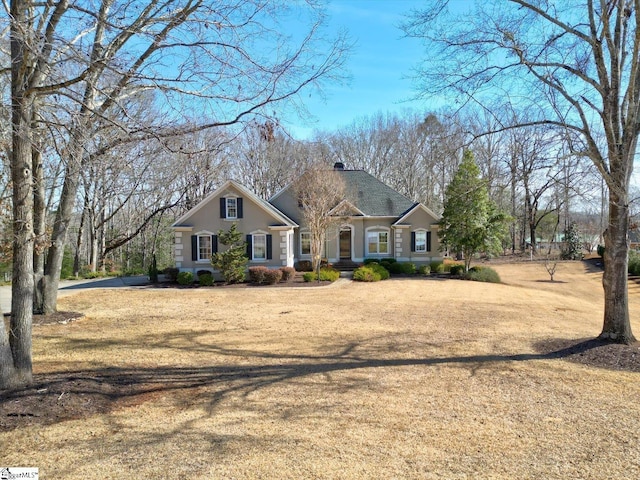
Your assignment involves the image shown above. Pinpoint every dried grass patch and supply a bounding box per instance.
[2,261,640,478]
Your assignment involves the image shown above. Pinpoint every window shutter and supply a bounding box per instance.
[427,231,432,252]
[411,232,416,252]
[246,234,252,259]
[266,234,273,260]
[220,197,226,218]
[237,198,243,218]
[212,235,218,254]
[191,235,198,261]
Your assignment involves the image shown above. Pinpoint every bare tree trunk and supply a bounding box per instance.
[73,205,87,277]
[600,195,635,343]
[4,0,35,389]
[41,146,83,314]
[33,144,46,314]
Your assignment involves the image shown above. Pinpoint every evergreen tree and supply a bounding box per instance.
[561,222,583,260]
[211,223,248,284]
[439,150,508,272]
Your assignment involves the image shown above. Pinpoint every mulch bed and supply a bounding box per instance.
[534,337,640,373]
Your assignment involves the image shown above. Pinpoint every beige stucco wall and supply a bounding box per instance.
[394,207,442,263]
[173,184,294,275]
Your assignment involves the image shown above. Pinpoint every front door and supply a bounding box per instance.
[339,229,351,260]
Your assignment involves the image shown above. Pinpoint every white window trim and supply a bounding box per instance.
[365,226,390,256]
[195,230,215,263]
[299,230,312,257]
[226,196,238,220]
[414,229,428,253]
[250,230,268,261]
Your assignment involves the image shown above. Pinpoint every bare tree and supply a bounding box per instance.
[405,1,639,343]
[231,121,309,199]
[292,162,347,273]
[3,0,349,389]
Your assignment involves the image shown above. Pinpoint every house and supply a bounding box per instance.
[171,163,442,277]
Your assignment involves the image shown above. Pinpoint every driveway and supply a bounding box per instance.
[0,276,151,314]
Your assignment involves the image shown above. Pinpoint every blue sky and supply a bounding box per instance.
[284,0,435,139]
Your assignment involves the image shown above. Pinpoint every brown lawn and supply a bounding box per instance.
[2,261,640,479]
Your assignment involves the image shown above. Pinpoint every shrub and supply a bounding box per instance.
[597,245,605,258]
[465,266,501,283]
[263,269,283,285]
[177,271,194,285]
[198,273,214,286]
[388,262,404,274]
[444,261,464,273]
[363,258,380,265]
[353,266,381,282]
[279,266,296,282]
[248,266,269,284]
[197,269,212,278]
[449,264,465,276]
[303,267,340,282]
[629,251,640,276]
[295,260,313,272]
[320,267,340,282]
[401,262,416,275]
[418,264,431,275]
[370,262,390,280]
[164,267,179,282]
[430,261,445,273]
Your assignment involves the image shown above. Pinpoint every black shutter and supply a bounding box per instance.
[220,197,226,218]
[191,235,198,261]
[246,234,252,259]
[212,235,218,254]
[411,232,416,252]
[267,234,273,260]
[237,198,243,218]
[427,231,432,252]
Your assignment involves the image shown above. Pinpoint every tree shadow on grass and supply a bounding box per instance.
[3,335,637,433]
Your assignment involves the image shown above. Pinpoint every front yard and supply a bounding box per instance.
[2,261,640,479]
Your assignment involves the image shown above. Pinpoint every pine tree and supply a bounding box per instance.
[211,223,248,284]
[439,150,508,272]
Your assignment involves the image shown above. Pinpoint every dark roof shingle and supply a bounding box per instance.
[339,170,415,217]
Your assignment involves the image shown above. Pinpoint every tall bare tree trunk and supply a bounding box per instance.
[600,193,635,343]
[41,147,83,314]
[73,203,87,278]
[6,0,35,388]
[33,144,47,314]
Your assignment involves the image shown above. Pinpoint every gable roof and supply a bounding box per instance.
[339,170,416,217]
[172,179,298,228]
[393,203,441,226]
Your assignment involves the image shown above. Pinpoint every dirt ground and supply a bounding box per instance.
[1,260,640,479]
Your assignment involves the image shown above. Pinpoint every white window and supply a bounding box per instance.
[367,231,389,255]
[300,231,311,255]
[253,234,266,260]
[198,235,212,261]
[415,231,427,252]
[226,198,237,219]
